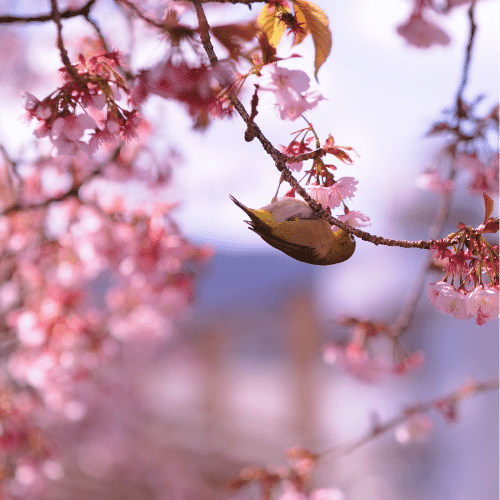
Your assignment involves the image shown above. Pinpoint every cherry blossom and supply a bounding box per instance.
[331,211,371,232]
[328,177,358,208]
[1,1,498,499]
[323,342,393,383]
[397,11,450,48]
[466,286,499,326]
[279,138,313,171]
[311,489,346,500]
[306,184,330,208]
[258,65,324,121]
[416,169,454,195]
[395,413,434,444]
[455,153,499,197]
[434,282,471,319]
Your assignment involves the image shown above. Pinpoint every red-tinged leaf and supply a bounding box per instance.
[332,148,353,164]
[292,0,331,80]
[257,3,290,48]
[479,218,499,234]
[483,193,494,223]
[258,31,278,65]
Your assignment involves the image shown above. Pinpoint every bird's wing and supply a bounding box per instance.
[248,225,322,265]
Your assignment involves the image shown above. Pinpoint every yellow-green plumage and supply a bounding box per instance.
[230,195,356,265]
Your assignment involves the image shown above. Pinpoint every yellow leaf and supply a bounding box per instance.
[257,4,289,49]
[292,8,309,47]
[292,0,332,80]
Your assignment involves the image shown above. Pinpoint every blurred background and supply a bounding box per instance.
[0,0,498,499]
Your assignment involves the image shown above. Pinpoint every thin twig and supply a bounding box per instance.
[50,0,82,82]
[85,15,111,54]
[320,377,499,460]
[0,0,96,24]
[114,0,166,30]
[456,1,477,109]
[390,1,478,335]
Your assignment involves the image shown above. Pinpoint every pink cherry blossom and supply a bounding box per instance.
[323,342,393,383]
[279,138,313,171]
[258,65,324,121]
[394,351,425,375]
[306,184,330,208]
[397,11,450,48]
[428,281,451,305]
[416,169,454,195]
[50,114,97,156]
[455,153,499,196]
[437,285,471,320]
[311,488,346,500]
[466,286,499,325]
[259,64,310,93]
[395,413,434,444]
[23,92,40,111]
[331,211,371,232]
[428,281,472,320]
[278,488,308,500]
[328,177,358,208]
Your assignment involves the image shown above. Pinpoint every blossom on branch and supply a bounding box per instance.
[396,5,450,48]
[416,169,454,195]
[23,50,140,157]
[258,64,324,120]
[395,413,434,444]
[331,211,371,232]
[465,286,499,326]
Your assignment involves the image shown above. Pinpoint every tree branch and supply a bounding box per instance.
[320,377,499,460]
[0,0,97,24]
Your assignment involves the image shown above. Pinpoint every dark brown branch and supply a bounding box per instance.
[0,0,96,24]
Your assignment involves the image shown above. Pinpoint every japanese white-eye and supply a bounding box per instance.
[230,195,356,265]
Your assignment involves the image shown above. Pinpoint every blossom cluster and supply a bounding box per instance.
[131,59,236,129]
[231,447,345,500]
[323,318,424,383]
[429,281,498,325]
[276,126,371,231]
[428,213,499,325]
[417,153,499,197]
[0,171,212,496]
[24,50,140,157]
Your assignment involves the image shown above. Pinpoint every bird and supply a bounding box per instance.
[230,195,356,265]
